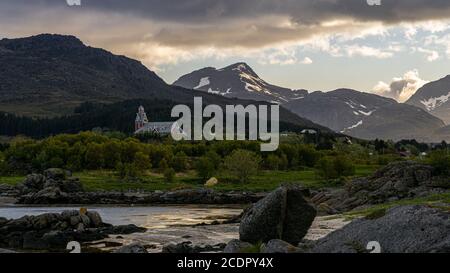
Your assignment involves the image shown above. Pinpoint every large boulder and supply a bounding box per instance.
[239,185,316,245]
[86,211,103,227]
[309,205,450,253]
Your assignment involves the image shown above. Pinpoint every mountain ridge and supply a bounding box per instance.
[173,62,307,103]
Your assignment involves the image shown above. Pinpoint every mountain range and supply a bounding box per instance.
[2,34,450,142]
[174,63,450,142]
[0,34,329,134]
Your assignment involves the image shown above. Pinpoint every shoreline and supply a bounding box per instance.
[13,188,267,206]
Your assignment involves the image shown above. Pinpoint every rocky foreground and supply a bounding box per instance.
[224,186,450,254]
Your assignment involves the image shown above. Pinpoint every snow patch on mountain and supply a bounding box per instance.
[420,91,450,111]
[345,101,356,109]
[194,77,210,89]
[341,120,363,133]
[359,110,375,116]
[207,88,220,94]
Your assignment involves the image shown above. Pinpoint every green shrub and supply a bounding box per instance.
[224,149,261,183]
[315,156,355,180]
[164,168,176,183]
[428,150,450,175]
[265,154,281,170]
[195,157,216,180]
[172,151,188,172]
[115,162,139,179]
[134,152,152,171]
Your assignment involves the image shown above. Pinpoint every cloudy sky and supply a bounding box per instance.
[1,0,450,102]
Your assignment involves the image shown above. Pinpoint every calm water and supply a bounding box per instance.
[0,205,244,228]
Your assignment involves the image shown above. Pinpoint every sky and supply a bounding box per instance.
[1,0,450,102]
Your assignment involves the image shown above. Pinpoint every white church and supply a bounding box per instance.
[134,106,182,136]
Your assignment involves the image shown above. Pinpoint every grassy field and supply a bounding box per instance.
[0,165,380,192]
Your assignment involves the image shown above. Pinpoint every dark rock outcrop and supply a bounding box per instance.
[309,205,450,253]
[0,184,18,197]
[223,239,254,253]
[114,243,148,253]
[239,185,316,245]
[0,210,146,251]
[15,168,84,204]
[162,241,226,253]
[261,239,300,253]
[18,188,264,205]
[312,161,450,213]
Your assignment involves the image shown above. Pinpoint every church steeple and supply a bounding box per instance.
[135,106,148,131]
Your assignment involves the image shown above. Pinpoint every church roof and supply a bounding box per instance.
[134,121,180,135]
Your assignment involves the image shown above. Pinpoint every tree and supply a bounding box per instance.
[134,152,152,172]
[428,150,450,175]
[224,149,261,183]
[333,156,355,177]
[172,151,188,172]
[265,154,280,170]
[164,168,176,183]
[298,144,321,167]
[205,150,222,170]
[158,158,169,173]
[195,157,216,180]
[315,157,336,180]
[315,156,355,180]
[85,143,104,169]
[116,162,139,179]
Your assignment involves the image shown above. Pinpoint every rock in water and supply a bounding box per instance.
[223,240,253,253]
[114,243,148,253]
[162,241,194,253]
[261,239,300,253]
[0,248,16,253]
[239,186,316,245]
[310,205,450,253]
[86,211,103,227]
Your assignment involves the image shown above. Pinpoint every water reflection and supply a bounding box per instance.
[0,205,244,229]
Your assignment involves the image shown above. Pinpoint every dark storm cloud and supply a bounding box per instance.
[4,0,450,24]
[2,0,450,64]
